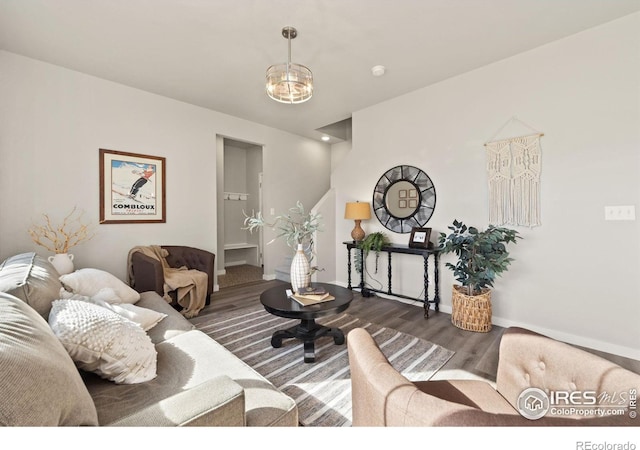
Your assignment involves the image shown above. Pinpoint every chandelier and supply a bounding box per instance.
[266,26,313,104]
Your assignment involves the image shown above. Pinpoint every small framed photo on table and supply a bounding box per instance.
[408,227,431,249]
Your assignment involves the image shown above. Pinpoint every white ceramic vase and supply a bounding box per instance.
[290,244,310,294]
[48,253,74,275]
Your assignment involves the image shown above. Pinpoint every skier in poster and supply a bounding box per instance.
[129,165,155,199]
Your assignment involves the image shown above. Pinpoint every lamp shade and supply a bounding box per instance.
[344,202,371,220]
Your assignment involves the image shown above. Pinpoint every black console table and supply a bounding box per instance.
[343,241,440,318]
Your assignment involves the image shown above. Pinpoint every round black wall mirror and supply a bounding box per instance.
[372,165,436,233]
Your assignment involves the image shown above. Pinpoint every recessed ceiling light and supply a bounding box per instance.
[321,136,330,142]
[371,65,386,77]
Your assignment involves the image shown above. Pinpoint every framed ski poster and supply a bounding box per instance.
[99,148,166,224]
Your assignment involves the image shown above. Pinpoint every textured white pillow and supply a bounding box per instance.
[59,268,140,304]
[48,299,157,384]
[58,289,167,331]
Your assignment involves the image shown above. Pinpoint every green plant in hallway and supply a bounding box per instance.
[355,231,389,274]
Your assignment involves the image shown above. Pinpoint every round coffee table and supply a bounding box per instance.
[260,283,354,363]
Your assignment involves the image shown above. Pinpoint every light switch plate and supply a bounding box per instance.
[604,205,636,221]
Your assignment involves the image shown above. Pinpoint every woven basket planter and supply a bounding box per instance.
[451,286,492,332]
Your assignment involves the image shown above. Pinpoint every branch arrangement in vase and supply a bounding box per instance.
[243,201,323,270]
[28,206,95,254]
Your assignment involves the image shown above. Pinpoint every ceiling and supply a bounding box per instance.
[1,1,639,143]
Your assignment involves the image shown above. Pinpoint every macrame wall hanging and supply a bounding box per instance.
[484,117,543,227]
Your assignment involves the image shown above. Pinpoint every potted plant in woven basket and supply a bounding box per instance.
[438,220,520,332]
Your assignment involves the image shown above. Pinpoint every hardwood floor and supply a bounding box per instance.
[204,279,640,384]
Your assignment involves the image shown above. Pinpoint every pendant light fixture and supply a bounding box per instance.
[266,26,313,104]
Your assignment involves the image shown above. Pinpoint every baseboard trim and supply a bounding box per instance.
[225,260,247,267]
[490,315,640,361]
[330,279,639,361]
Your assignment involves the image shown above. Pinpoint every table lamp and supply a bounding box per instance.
[344,201,371,241]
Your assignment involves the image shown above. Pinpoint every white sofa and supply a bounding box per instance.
[0,252,298,426]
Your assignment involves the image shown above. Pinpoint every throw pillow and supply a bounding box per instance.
[0,293,98,425]
[59,268,140,304]
[59,290,167,331]
[0,252,63,319]
[49,299,157,384]
[108,303,167,331]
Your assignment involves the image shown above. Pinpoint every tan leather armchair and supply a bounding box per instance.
[129,245,215,305]
[347,327,639,426]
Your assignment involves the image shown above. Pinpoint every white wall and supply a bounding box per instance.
[332,13,640,358]
[245,146,262,251]
[259,137,332,277]
[312,188,337,283]
[0,51,331,282]
[223,144,249,247]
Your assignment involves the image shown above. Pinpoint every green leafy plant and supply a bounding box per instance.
[438,220,521,296]
[243,201,322,247]
[355,231,389,273]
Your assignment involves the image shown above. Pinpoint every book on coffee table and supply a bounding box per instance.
[296,286,327,295]
[291,292,335,306]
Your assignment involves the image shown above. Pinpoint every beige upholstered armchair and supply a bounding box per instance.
[347,327,639,426]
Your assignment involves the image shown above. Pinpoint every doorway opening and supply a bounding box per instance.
[218,137,264,289]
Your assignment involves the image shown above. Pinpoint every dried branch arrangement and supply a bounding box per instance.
[28,207,95,253]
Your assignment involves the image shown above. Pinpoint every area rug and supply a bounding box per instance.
[191,304,455,427]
